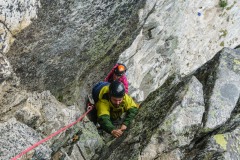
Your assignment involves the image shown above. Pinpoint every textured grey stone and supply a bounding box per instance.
[187,126,240,160]
[0,53,13,82]
[205,48,240,130]
[1,0,240,159]
[0,118,52,159]
[5,0,146,106]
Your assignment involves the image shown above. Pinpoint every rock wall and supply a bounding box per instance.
[98,48,240,160]
[119,0,240,101]
[3,0,147,106]
[1,0,240,159]
[0,0,39,53]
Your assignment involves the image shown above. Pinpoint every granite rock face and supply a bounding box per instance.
[4,0,147,106]
[120,0,240,101]
[0,0,39,53]
[0,53,13,82]
[0,118,52,160]
[1,0,240,159]
[196,48,240,131]
[0,80,104,159]
[96,48,240,160]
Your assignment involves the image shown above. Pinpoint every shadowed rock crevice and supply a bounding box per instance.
[180,48,240,160]
[95,48,240,160]
[97,75,198,159]
[194,52,221,128]
[6,0,147,106]
[1,0,240,159]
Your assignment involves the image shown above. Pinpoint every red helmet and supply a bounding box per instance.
[114,64,127,76]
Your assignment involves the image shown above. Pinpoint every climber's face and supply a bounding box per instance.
[110,96,123,107]
[113,73,122,80]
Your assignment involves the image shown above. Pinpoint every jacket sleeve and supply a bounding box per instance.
[104,64,118,82]
[123,107,138,126]
[98,115,116,133]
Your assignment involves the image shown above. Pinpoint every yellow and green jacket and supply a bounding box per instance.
[96,85,138,133]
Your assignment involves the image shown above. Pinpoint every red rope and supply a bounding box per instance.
[11,105,94,160]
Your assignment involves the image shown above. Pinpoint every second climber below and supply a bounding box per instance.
[104,63,129,94]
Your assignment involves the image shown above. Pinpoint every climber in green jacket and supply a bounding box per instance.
[92,81,138,138]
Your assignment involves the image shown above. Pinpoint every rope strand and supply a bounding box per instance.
[11,105,94,160]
